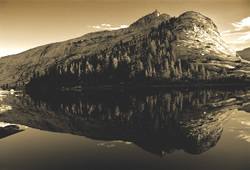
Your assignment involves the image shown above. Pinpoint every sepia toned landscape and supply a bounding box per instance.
[0,0,249,169]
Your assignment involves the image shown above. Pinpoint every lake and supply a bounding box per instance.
[0,87,249,170]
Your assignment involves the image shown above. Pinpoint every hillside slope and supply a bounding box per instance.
[237,47,250,61]
[0,10,167,88]
[1,10,249,89]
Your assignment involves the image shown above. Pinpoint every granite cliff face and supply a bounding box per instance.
[0,10,248,88]
[172,11,238,61]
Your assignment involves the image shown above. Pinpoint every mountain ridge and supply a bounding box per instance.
[0,10,169,88]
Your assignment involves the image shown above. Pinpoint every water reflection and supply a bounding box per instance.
[0,87,249,156]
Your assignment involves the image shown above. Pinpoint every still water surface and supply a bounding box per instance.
[0,87,249,170]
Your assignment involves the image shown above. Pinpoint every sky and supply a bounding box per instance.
[0,0,249,57]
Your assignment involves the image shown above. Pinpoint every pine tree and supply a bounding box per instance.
[147,54,153,77]
[150,40,157,56]
[163,60,170,79]
[166,52,171,62]
[195,63,199,72]
[57,66,62,75]
[171,60,175,77]
[166,30,173,41]
[187,68,192,80]
[145,69,149,77]
[104,54,110,68]
[112,58,118,69]
[85,61,93,74]
[201,64,206,80]
[135,59,144,73]
[190,63,195,72]
[64,64,68,73]
[178,59,182,77]
[165,39,169,49]
[152,67,157,78]
[222,67,227,77]
[171,50,176,62]
[96,64,102,72]
[123,52,131,64]
[71,63,76,74]
[206,70,211,80]
[78,63,82,77]
[175,66,180,79]
[148,53,153,60]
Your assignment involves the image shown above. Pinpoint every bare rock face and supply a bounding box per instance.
[171,11,238,62]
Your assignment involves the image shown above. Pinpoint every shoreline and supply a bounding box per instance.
[62,83,250,91]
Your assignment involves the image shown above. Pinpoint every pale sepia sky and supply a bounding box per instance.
[0,0,249,57]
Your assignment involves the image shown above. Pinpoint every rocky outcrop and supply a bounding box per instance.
[172,11,237,61]
[130,10,168,28]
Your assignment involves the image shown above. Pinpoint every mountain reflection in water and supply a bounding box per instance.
[0,87,250,156]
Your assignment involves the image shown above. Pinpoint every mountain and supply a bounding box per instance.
[1,10,250,90]
[237,47,250,61]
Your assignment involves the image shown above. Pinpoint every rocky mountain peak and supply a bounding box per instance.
[171,10,238,62]
[130,10,169,28]
[175,11,219,35]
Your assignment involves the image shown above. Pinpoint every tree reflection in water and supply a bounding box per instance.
[0,87,249,156]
